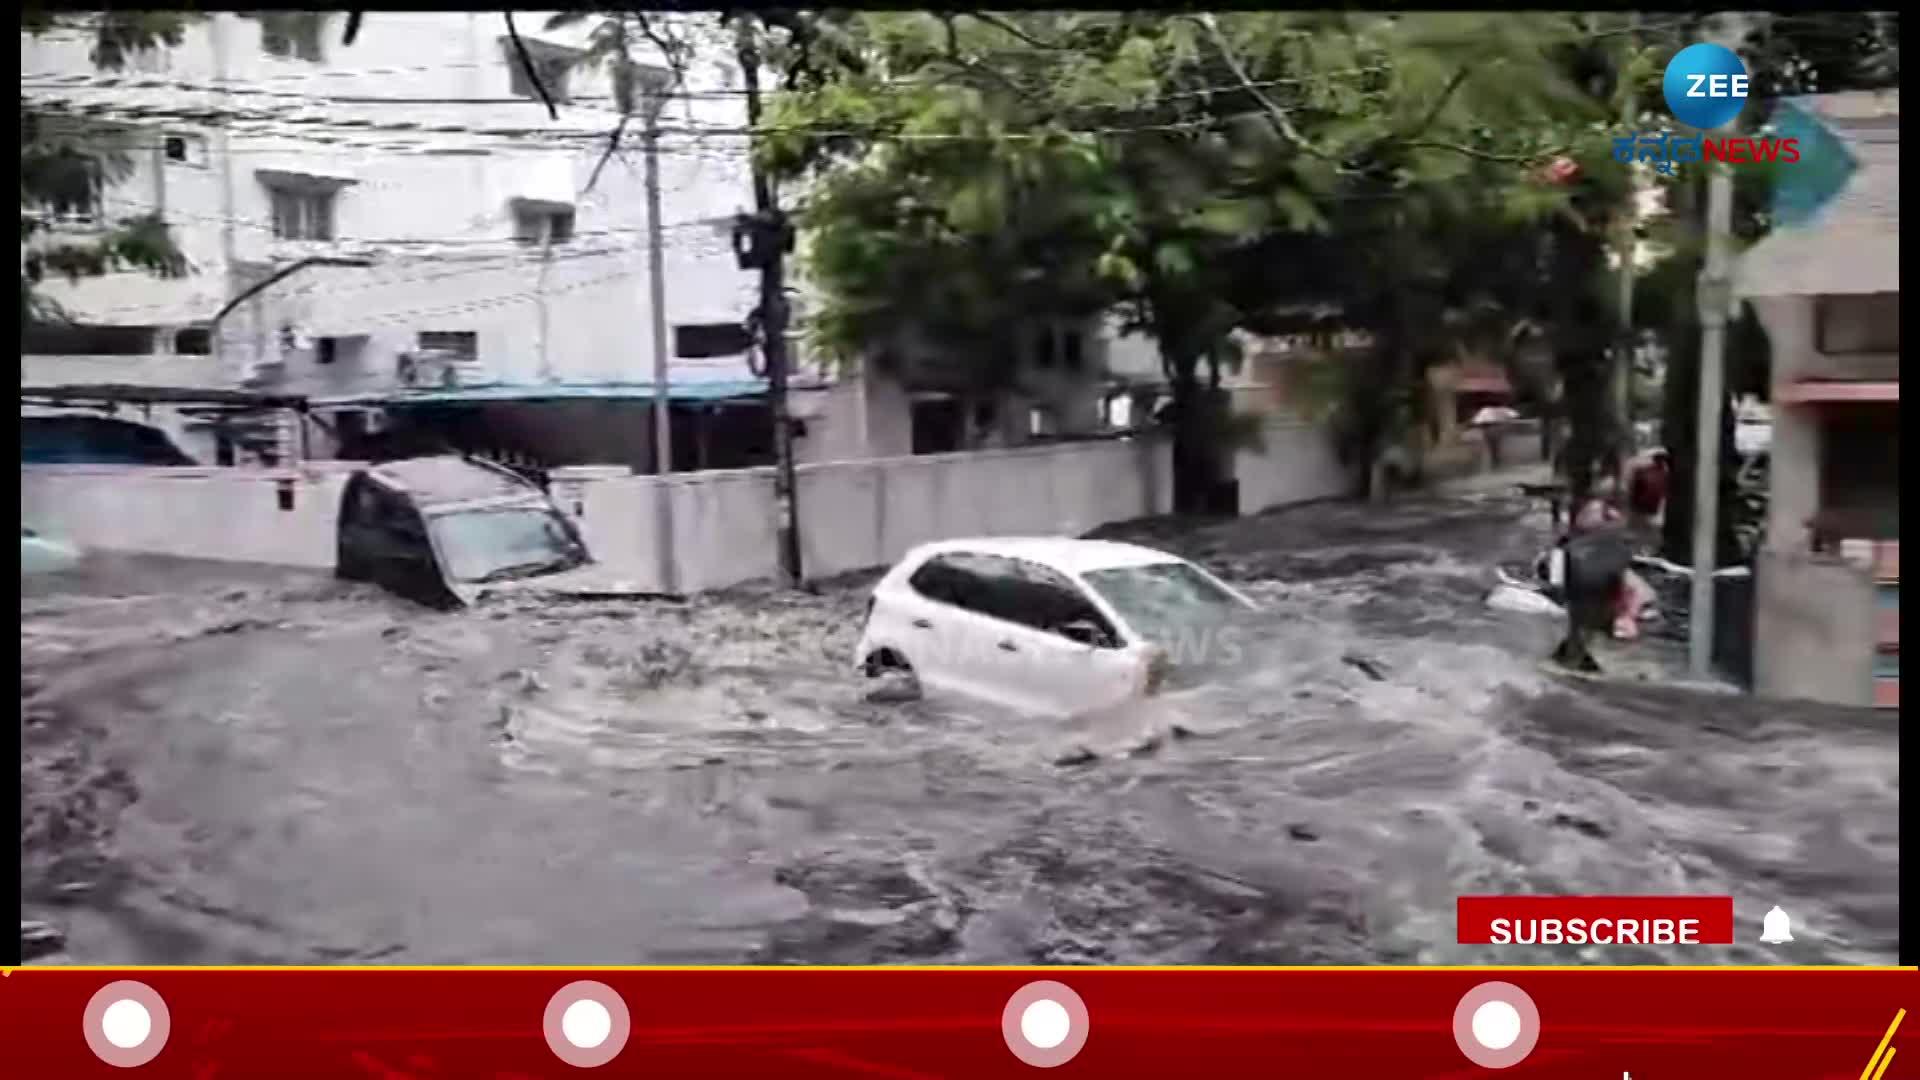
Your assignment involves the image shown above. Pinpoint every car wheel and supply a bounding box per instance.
[862,650,922,704]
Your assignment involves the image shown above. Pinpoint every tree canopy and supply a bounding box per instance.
[746,12,1628,500]
[19,12,343,325]
[20,12,198,323]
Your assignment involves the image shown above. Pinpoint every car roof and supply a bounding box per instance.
[907,536,1189,575]
[358,456,542,508]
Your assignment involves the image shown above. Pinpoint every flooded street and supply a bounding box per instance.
[21,488,1899,966]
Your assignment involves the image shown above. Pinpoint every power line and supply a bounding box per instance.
[26,15,1701,152]
[55,188,739,249]
[20,70,763,110]
[55,126,753,161]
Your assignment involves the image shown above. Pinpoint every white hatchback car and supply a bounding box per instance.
[855,537,1256,717]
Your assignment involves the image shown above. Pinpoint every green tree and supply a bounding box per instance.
[20,12,198,324]
[19,11,339,327]
[753,12,1599,507]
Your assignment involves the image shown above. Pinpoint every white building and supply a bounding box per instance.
[20,12,1286,473]
[21,12,759,413]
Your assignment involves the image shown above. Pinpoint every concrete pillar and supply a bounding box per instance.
[1751,296,1820,549]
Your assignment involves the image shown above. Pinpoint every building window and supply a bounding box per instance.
[1819,406,1900,540]
[1031,326,1055,369]
[417,331,478,361]
[503,40,576,103]
[1029,325,1086,373]
[674,323,752,359]
[174,326,212,355]
[22,323,156,356]
[315,337,340,365]
[1061,329,1085,373]
[35,152,102,225]
[267,187,335,241]
[260,13,328,62]
[163,133,208,168]
[1816,293,1900,354]
[513,206,575,246]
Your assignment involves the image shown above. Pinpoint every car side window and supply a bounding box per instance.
[908,555,964,606]
[909,552,1019,622]
[950,554,1030,624]
[909,552,1119,645]
[1005,559,1121,646]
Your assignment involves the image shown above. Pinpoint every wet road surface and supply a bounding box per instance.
[20,491,1900,965]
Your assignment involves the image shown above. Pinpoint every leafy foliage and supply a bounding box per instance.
[20,12,203,324]
[744,12,1616,503]
[20,12,350,326]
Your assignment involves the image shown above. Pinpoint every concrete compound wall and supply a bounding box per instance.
[1753,548,1878,707]
[22,464,353,569]
[567,437,1176,592]
[24,426,1378,593]
[1233,419,1356,514]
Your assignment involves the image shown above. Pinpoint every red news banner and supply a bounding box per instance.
[3,964,1913,1077]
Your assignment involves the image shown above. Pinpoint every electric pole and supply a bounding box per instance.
[733,15,803,588]
[1688,164,1734,679]
[641,80,677,593]
[536,214,555,382]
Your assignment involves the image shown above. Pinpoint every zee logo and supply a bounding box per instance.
[1663,43,1750,130]
[1685,73,1750,98]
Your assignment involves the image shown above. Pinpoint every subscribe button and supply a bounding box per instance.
[1458,895,1736,945]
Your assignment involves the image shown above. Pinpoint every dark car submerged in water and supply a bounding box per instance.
[337,456,659,608]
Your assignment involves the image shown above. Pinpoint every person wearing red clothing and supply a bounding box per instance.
[1627,450,1670,527]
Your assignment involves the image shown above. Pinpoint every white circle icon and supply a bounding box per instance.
[542,981,631,1068]
[1470,1000,1522,1051]
[83,980,171,1068]
[561,999,613,1050]
[1020,999,1072,1050]
[1452,981,1540,1069]
[102,999,154,1049]
[1001,981,1089,1067]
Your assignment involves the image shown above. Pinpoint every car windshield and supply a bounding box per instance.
[429,506,587,584]
[1081,561,1246,643]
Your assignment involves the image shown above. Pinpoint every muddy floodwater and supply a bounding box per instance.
[21,488,1899,965]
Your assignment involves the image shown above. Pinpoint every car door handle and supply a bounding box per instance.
[997,640,1018,652]
[911,618,933,630]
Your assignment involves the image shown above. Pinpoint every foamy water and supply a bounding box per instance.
[21,495,1900,965]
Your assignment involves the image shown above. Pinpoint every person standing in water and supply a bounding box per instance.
[1550,477,1635,672]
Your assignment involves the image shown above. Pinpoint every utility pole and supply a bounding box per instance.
[641,81,678,593]
[1611,12,1638,477]
[210,13,245,382]
[733,15,803,588]
[1688,164,1734,679]
[535,216,555,382]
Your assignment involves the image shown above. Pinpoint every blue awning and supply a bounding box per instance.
[311,381,768,408]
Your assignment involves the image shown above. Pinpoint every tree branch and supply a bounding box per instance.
[1407,67,1471,140]
[933,14,1027,98]
[585,113,631,195]
[630,11,691,85]
[962,12,1068,51]
[1401,140,1567,165]
[581,13,693,195]
[503,11,559,121]
[1192,14,1335,161]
